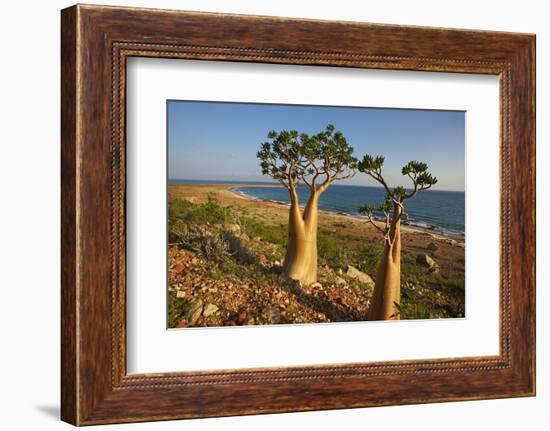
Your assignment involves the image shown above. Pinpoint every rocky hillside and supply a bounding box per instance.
[167,196,465,328]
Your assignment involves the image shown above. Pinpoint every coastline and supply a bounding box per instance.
[167,182,464,246]
[227,185,464,244]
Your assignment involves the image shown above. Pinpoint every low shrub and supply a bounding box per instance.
[242,218,286,245]
[169,194,236,226]
[168,296,188,327]
[356,239,384,274]
[173,225,233,264]
[317,232,349,270]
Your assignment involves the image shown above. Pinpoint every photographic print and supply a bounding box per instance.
[167,101,465,328]
[60,7,535,423]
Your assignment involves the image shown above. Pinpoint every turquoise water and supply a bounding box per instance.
[233,184,465,236]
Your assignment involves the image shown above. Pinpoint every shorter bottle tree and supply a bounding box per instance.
[358,156,437,320]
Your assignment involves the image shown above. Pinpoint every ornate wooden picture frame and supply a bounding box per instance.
[61,4,535,425]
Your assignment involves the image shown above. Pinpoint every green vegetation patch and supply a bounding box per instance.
[169,193,236,226]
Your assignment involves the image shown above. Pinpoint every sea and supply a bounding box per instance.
[169,180,465,237]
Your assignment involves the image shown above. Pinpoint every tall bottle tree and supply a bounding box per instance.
[257,125,357,285]
[358,156,437,320]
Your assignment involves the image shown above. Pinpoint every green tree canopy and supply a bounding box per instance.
[358,154,438,204]
[257,124,357,192]
[358,153,438,243]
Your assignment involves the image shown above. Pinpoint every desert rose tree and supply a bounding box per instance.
[358,156,437,320]
[257,125,357,285]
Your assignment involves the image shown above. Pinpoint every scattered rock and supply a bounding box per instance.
[253,236,262,242]
[346,265,375,288]
[175,319,188,328]
[237,311,248,325]
[403,281,416,291]
[334,296,345,306]
[261,306,282,324]
[173,263,185,273]
[167,220,462,326]
[203,303,219,317]
[416,253,440,272]
[183,298,203,325]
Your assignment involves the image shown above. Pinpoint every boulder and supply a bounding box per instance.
[346,265,375,288]
[416,253,440,272]
[203,303,219,317]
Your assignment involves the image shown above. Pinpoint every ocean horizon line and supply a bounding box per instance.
[168,178,465,194]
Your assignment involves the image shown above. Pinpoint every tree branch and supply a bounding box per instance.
[365,212,387,236]
[366,171,392,196]
[404,172,419,199]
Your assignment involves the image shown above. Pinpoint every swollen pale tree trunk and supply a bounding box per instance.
[283,189,319,285]
[367,204,402,320]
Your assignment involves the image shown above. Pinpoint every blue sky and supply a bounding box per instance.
[168,101,465,191]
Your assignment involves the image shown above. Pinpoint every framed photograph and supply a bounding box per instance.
[61,4,535,425]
